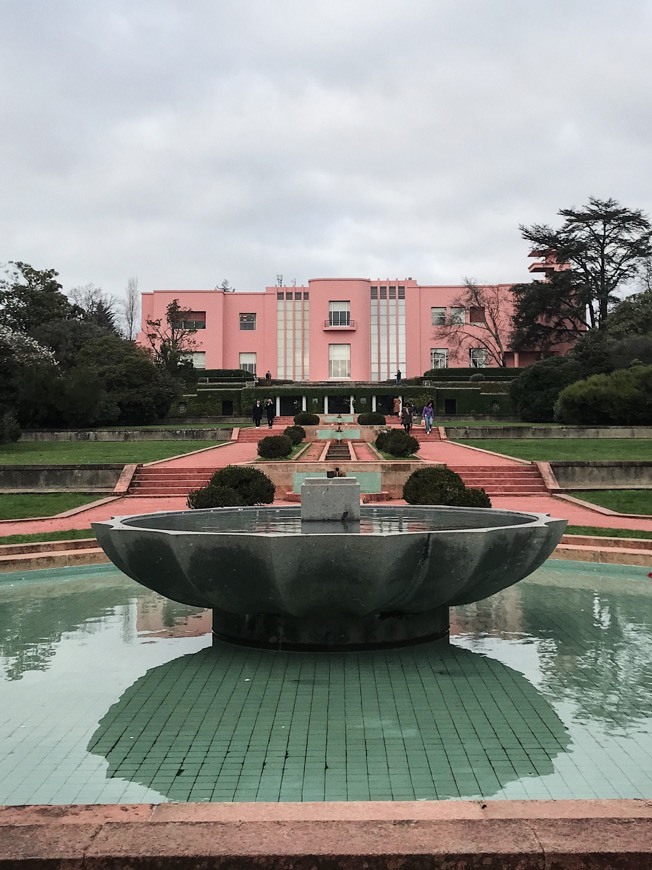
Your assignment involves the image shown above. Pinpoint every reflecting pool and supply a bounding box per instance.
[0,560,651,804]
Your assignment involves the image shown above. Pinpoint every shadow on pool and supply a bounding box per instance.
[88,640,571,802]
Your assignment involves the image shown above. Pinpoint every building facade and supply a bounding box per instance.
[138,277,544,381]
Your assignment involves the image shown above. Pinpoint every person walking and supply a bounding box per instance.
[395,369,402,385]
[422,399,435,435]
[393,396,401,417]
[265,398,275,429]
[401,403,413,435]
[252,400,263,428]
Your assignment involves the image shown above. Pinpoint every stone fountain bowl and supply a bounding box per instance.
[93,505,566,649]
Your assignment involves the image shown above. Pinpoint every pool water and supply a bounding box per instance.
[0,560,651,804]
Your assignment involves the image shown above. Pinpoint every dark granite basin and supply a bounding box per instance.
[93,505,566,649]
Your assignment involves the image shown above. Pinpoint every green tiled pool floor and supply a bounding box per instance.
[1,561,651,803]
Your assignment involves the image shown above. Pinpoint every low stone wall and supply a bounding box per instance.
[303,425,383,442]
[0,465,124,492]
[19,429,231,442]
[551,461,652,489]
[448,426,652,439]
[1,801,651,868]
[261,461,426,498]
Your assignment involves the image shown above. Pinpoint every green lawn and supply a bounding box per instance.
[0,493,101,520]
[565,525,652,540]
[452,438,652,461]
[444,421,561,429]
[0,441,219,465]
[568,490,652,516]
[0,527,96,544]
[103,422,238,430]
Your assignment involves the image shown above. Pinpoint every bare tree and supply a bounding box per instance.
[69,283,119,333]
[122,276,140,340]
[144,299,198,373]
[432,280,514,367]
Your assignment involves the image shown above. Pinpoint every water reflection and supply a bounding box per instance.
[454,566,652,728]
[1,561,652,802]
[121,506,532,535]
[88,641,570,801]
[0,572,206,680]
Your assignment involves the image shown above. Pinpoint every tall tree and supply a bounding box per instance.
[431,280,513,367]
[144,299,198,374]
[513,198,651,348]
[69,283,120,333]
[0,262,80,334]
[122,276,140,340]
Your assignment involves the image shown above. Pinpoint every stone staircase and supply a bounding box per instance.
[325,441,352,461]
[236,417,296,442]
[447,464,548,496]
[386,424,442,442]
[129,466,214,497]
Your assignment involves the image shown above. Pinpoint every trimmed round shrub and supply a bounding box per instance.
[294,411,319,425]
[357,411,386,425]
[469,372,485,382]
[375,429,419,457]
[283,424,306,445]
[257,434,293,459]
[187,485,246,510]
[459,487,492,508]
[510,356,583,422]
[554,365,652,425]
[206,465,275,504]
[403,467,491,507]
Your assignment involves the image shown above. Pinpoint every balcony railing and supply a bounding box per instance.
[323,319,356,330]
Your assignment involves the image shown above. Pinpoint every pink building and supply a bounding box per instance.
[138,277,542,380]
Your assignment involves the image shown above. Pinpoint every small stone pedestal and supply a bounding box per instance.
[300,477,361,522]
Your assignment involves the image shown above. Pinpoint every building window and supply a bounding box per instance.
[450,307,465,325]
[469,348,487,368]
[328,344,350,379]
[239,352,257,374]
[240,313,256,330]
[180,351,206,369]
[469,306,485,324]
[176,311,206,329]
[431,307,446,326]
[430,348,448,369]
[329,301,350,327]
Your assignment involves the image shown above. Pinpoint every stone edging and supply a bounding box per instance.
[1,800,651,868]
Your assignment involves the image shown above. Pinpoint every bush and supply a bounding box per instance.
[357,412,386,425]
[257,434,293,459]
[205,465,275,504]
[375,429,419,457]
[0,411,20,444]
[510,356,584,422]
[403,466,491,507]
[283,425,306,445]
[469,372,485,382]
[294,411,320,425]
[187,485,246,509]
[554,365,652,425]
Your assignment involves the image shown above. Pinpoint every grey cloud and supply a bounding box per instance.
[0,0,650,296]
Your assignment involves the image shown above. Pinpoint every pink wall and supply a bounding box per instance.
[137,278,551,378]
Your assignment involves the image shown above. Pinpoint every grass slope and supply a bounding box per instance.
[452,438,652,461]
[0,441,219,465]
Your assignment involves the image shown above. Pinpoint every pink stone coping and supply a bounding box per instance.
[1,800,651,868]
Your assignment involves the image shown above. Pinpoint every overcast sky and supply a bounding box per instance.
[1,0,651,300]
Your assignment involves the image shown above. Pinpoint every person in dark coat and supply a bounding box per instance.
[252,400,263,427]
[265,399,275,429]
[401,403,413,434]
